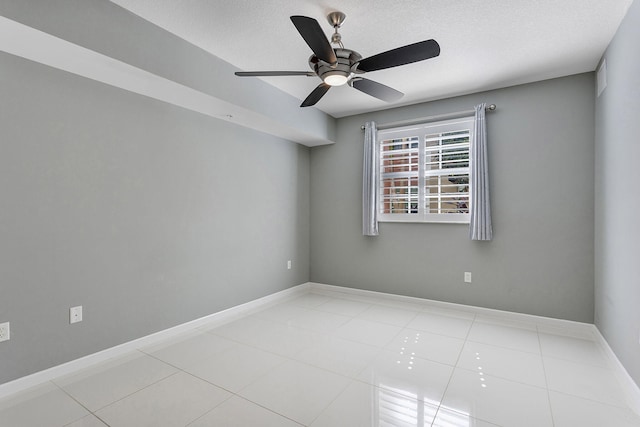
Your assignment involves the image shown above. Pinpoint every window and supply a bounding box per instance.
[378,117,474,223]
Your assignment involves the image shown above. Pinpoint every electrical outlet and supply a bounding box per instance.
[287,260,292,270]
[70,306,83,324]
[464,272,472,283]
[0,322,10,342]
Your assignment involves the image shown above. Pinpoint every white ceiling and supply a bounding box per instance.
[110,0,632,118]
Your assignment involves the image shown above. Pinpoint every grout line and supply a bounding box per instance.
[51,381,95,427]
[53,353,179,410]
[540,352,614,370]
[184,403,221,427]
[463,335,544,357]
[303,379,352,426]
[546,388,640,413]
[226,391,306,426]
[430,311,477,426]
[178,370,236,425]
[536,323,557,427]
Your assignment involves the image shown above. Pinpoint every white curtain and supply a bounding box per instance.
[363,121,379,236]
[469,103,493,241]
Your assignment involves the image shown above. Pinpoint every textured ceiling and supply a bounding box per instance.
[110,0,632,118]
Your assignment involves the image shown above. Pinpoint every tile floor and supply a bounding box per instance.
[1,291,640,426]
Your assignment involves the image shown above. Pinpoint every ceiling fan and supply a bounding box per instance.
[235,11,440,107]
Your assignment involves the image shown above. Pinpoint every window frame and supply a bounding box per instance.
[377,116,475,224]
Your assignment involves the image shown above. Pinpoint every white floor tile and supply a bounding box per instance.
[473,313,538,331]
[467,322,541,354]
[539,332,609,367]
[142,331,236,369]
[285,309,351,333]
[328,294,389,307]
[184,342,286,392]
[65,414,109,427]
[386,328,465,366]
[95,372,231,427]
[208,316,282,344]
[432,407,501,427]
[549,391,640,427]
[288,293,333,308]
[357,304,420,327]
[251,323,323,357]
[407,312,473,339]
[456,341,547,388]
[341,293,426,312]
[291,335,381,378]
[543,356,628,407]
[358,349,453,405]
[0,382,88,427]
[53,351,177,411]
[440,369,553,427]
[3,290,636,427]
[375,298,426,313]
[252,303,311,323]
[311,380,438,427]
[238,360,351,426]
[422,306,477,321]
[536,323,595,340]
[188,395,302,427]
[334,318,402,347]
[211,316,321,357]
[314,297,372,317]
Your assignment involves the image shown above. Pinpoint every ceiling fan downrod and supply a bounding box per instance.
[327,11,346,48]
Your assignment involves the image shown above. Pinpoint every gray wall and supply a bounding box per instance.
[311,74,595,323]
[0,52,310,384]
[595,0,640,385]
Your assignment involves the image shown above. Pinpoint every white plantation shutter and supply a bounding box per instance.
[424,129,471,215]
[380,136,420,215]
[378,117,474,223]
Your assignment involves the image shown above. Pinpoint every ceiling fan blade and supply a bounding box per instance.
[290,16,337,65]
[351,78,403,102]
[357,39,440,72]
[301,83,331,107]
[235,71,316,77]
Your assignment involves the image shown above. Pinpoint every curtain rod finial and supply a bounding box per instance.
[487,104,496,110]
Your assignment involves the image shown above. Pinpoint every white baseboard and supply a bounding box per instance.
[0,282,310,400]
[308,282,595,336]
[594,329,640,416]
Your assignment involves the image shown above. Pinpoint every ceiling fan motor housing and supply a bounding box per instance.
[309,48,362,86]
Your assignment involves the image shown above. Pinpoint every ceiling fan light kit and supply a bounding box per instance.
[235,11,440,107]
[323,71,349,86]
